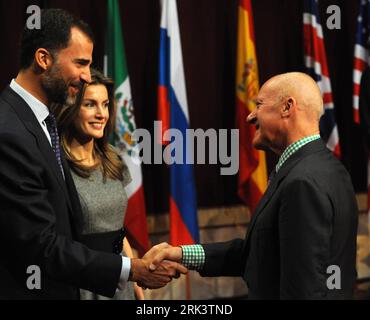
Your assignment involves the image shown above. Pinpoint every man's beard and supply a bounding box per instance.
[41,64,80,106]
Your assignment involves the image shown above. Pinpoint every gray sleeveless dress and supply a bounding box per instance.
[71,160,136,300]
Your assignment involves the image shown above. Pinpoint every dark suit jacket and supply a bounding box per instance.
[200,139,358,299]
[0,86,122,300]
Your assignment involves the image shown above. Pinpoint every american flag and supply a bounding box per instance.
[353,0,370,124]
[354,0,370,221]
[303,0,340,157]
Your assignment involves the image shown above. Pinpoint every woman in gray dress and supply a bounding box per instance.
[54,68,144,300]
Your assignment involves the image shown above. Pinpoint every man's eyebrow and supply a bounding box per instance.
[73,58,91,66]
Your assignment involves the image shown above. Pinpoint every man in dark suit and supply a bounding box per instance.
[148,72,359,299]
[0,8,185,300]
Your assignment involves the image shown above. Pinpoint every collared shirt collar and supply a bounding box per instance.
[10,79,49,124]
[275,134,321,172]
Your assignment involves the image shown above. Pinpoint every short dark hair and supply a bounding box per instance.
[20,8,95,70]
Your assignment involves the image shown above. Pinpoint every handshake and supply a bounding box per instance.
[128,242,186,289]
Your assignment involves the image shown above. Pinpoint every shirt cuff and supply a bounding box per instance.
[180,244,205,271]
[117,256,131,290]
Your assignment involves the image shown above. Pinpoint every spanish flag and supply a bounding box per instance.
[236,0,267,214]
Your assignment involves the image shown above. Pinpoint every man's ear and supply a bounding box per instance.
[281,97,295,117]
[34,48,53,71]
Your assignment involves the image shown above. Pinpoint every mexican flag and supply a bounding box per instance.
[105,0,149,256]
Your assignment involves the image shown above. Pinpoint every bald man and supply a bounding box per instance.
[148,72,358,299]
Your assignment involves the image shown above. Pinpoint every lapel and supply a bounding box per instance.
[1,86,73,213]
[245,139,327,244]
[61,154,84,239]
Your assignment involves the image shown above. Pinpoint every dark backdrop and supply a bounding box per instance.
[0,0,366,214]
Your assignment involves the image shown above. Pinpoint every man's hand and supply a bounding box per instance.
[147,243,183,271]
[129,243,187,289]
[129,258,172,289]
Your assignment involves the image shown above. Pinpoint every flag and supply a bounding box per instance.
[158,0,199,246]
[236,0,268,214]
[353,0,370,124]
[105,0,149,256]
[303,0,340,157]
[354,0,370,232]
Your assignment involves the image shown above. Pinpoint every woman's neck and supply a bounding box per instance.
[69,138,97,167]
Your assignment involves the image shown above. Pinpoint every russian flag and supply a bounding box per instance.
[158,0,199,246]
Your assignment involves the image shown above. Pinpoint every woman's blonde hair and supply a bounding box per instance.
[53,68,124,181]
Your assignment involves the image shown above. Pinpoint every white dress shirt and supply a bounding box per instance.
[10,79,52,146]
[9,79,132,290]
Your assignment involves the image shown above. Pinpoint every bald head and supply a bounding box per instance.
[247,72,323,154]
[263,72,324,122]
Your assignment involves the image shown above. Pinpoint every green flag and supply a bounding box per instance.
[105,0,149,256]
[105,0,135,151]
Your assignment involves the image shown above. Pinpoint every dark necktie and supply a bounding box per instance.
[45,113,64,178]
